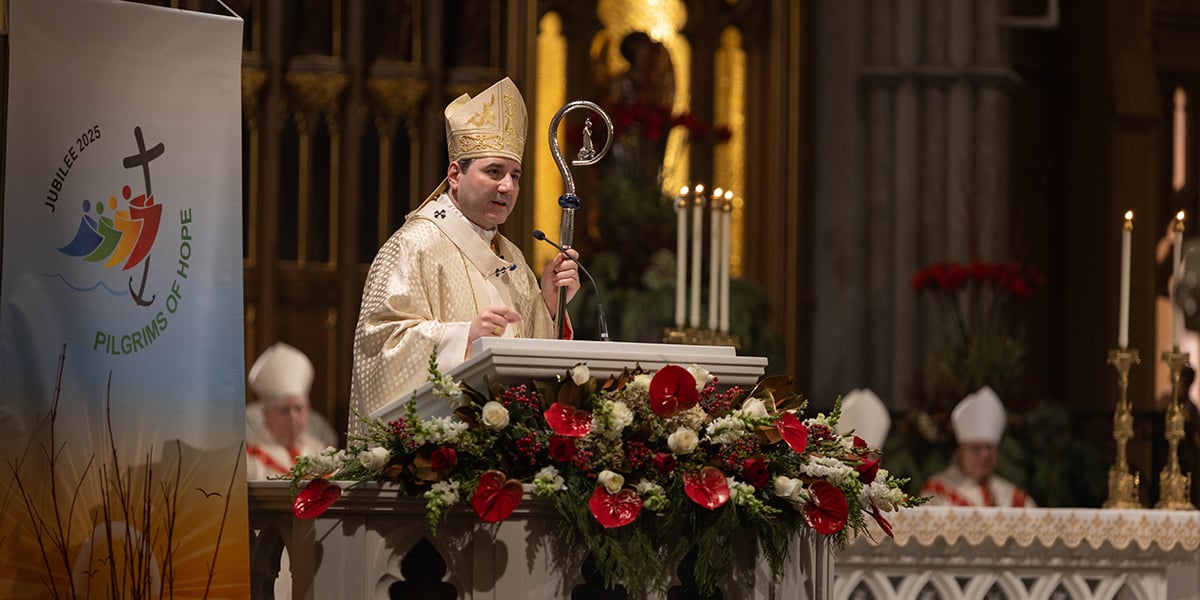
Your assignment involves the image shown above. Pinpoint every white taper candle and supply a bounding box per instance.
[1118,211,1132,349]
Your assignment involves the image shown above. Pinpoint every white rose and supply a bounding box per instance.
[598,470,625,494]
[571,363,591,385]
[667,427,699,455]
[359,446,389,471]
[481,401,510,430]
[609,401,634,429]
[687,364,712,392]
[773,476,804,501]
[739,397,769,419]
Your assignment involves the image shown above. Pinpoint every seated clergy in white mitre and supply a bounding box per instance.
[834,388,891,451]
[919,387,1036,507]
[245,343,330,480]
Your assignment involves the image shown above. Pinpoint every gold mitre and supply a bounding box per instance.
[444,77,528,164]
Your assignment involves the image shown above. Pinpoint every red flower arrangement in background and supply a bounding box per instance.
[912,260,1044,408]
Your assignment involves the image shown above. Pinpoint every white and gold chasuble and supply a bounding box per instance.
[350,194,557,436]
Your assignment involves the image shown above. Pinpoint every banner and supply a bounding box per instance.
[0,0,249,597]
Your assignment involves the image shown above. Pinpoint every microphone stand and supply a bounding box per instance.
[533,230,610,341]
[546,102,613,339]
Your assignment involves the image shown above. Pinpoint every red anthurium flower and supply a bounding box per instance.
[869,500,895,538]
[741,457,769,489]
[549,436,578,462]
[856,457,880,484]
[648,365,700,418]
[471,470,524,523]
[588,486,642,528]
[652,452,677,475]
[293,479,342,519]
[775,412,808,453]
[544,402,593,437]
[683,466,731,510]
[803,480,849,535]
[430,447,457,472]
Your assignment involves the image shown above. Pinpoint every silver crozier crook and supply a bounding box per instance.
[547,101,614,339]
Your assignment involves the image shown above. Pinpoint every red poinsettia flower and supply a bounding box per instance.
[652,452,677,475]
[803,480,849,535]
[430,447,457,472]
[683,466,731,510]
[856,457,880,484]
[741,457,770,489]
[588,486,642,528]
[471,470,524,523]
[648,365,700,418]
[293,479,342,519]
[775,412,808,453]
[544,402,593,437]
[549,436,578,462]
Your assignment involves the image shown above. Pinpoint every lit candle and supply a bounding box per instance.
[690,184,704,328]
[675,187,689,328]
[719,190,733,333]
[708,188,723,331]
[1173,210,1185,349]
[1119,211,1132,349]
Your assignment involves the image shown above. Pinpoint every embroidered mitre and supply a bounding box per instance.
[444,77,528,164]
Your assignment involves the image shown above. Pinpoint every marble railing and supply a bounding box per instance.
[248,480,833,600]
[833,506,1200,600]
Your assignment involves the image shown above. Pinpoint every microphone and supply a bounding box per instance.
[532,229,610,341]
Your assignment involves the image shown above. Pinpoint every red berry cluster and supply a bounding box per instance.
[624,440,652,471]
[571,447,597,477]
[388,418,418,452]
[500,384,542,413]
[717,436,761,472]
[514,432,543,468]
[701,384,743,415]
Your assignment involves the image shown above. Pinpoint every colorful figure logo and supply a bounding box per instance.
[57,127,165,306]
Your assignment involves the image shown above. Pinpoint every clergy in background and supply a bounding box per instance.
[350,77,580,436]
[919,386,1037,508]
[245,342,330,480]
[834,388,891,451]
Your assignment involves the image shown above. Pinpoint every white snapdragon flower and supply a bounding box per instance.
[417,416,470,445]
[609,401,634,429]
[597,470,625,494]
[728,477,757,505]
[424,480,461,506]
[481,401,510,430]
[636,480,668,511]
[861,479,906,511]
[667,427,699,455]
[592,400,632,440]
[687,364,712,392]
[309,447,351,474]
[797,456,858,487]
[705,414,747,445]
[533,466,566,496]
[570,363,591,385]
[738,397,769,419]
[358,446,390,471]
[432,373,464,402]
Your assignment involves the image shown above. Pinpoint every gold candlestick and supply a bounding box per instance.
[1156,350,1195,510]
[1104,348,1141,508]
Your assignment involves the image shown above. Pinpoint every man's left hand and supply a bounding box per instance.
[541,250,581,314]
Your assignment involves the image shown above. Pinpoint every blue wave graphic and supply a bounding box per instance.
[44,272,128,296]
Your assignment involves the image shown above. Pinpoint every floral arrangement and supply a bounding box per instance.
[284,355,923,594]
[911,260,1044,411]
